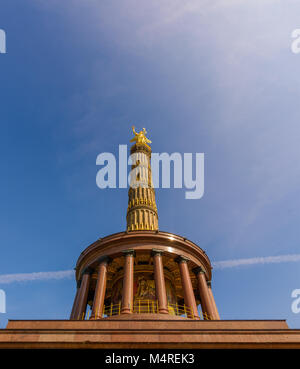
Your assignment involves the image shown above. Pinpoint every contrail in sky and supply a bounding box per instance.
[0,270,74,285]
[0,254,300,284]
[212,254,300,269]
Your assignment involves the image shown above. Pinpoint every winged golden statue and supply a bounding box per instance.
[130,126,152,148]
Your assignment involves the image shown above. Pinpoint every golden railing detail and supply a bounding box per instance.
[81,300,213,320]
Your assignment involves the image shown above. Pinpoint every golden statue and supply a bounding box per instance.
[130,126,152,148]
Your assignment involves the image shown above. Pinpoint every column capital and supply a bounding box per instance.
[192,266,205,275]
[122,249,136,257]
[82,266,94,276]
[175,255,190,264]
[97,255,112,265]
[151,248,164,256]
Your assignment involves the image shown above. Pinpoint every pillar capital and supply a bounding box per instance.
[175,255,190,264]
[82,266,94,276]
[151,248,164,256]
[122,249,136,257]
[192,266,205,276]
[97,255,112,265]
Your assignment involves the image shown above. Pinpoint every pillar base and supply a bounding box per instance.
[158,308,169,314]
[121,309,132,314]
[89,315,102,320]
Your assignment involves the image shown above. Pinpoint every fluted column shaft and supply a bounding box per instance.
[152,249,169,314]
[176,256,200,319]
[207,281,220,320]
[194,267,215,320]
[90,257,110,319]
[75,268,92,320]
[121,250,135,314]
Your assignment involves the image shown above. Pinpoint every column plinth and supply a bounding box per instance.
[152,249,169,314]
[121,250,135,314]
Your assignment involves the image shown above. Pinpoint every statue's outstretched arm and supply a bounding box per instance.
[132,125,137,135]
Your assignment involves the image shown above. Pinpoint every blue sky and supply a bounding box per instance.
[0,0,300,328]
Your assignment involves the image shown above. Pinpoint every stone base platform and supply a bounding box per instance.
[1,318,300,348]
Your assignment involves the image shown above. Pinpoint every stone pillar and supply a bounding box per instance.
[121,250,135,314]
[152,249,169,314]
[75,267,93,320]
[207,281,220,320]
[193,267,215,320]
[176,256,200,319]
[70,280,81,320]
[90,256,110,319]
